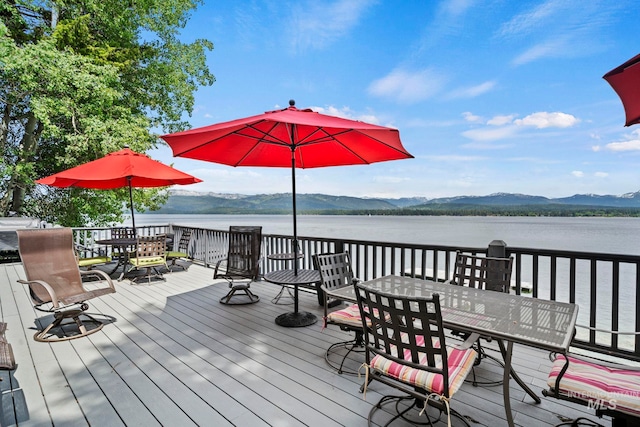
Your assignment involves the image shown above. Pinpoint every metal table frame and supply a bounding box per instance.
[327,275,578,427]
[267,253,304,304]
[263,269,321,327]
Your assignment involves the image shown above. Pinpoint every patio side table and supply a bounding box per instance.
[263,269,320,327]
[267,252,304,304]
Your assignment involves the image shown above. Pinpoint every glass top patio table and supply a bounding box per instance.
[327,274,579,427]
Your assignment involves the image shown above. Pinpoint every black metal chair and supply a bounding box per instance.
[313,252,363,375]
[354,282,477,426]
[448,251,523,388]
[166,229,192,271]
[214,226,262,305]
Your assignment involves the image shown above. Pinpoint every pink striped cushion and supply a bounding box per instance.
[327,304,366,328]
[369,335,477,396]
[548,355,640,417]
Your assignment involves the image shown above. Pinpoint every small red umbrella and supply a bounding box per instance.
[603,53,640,127]
[161,100,413,273]
[36,147,202,232]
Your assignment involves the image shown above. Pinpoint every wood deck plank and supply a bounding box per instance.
[0,261,614,427]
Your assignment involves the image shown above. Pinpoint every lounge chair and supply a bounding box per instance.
[16,228,116,342]
[544,327,640,426]
[214,226,262,305]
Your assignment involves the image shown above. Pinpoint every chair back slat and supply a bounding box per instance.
[313,252,355,292]
[176,230,192,252]
[355,283,451,394]
[452,251,513,293]
[135,235,166,258]
[225,226,262,279]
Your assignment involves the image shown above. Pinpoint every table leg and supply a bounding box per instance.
[497,339,541,403]
[503,340,514,427]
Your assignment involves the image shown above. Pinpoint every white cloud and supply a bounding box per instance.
[462,112,482,123]
[498,0,562,38]
[487,114,516,126]
[462,126,518,141]
[514,112,579,128]
[605,130,640,151]
[310,105,386,126]
[289,0,376,51]
[448,81,496,99]
[368,68,448,103]
[592,145,601,152]
[595,172,608,178]
[572,171,584,178]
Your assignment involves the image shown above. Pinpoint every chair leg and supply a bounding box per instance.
[34,308,105,342]
[325,330,365,375]
[366,394,472,427]
[219,281,260,305]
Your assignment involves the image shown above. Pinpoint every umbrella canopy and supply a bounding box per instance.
[603,53,640,127]
[161,100,413,273]
[36,147,202,231]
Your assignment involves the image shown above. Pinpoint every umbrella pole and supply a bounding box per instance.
[127,177,136,236]
[290,147,298,276]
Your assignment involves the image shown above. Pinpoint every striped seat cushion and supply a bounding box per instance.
[547,355,640,418]
[326,303,366,328]
[369,335,477,396]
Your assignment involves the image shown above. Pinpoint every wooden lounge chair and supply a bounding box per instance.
[128,235,168,284]
[313,252,363,375]
[214,226,262,305]
[16,228,116,342]
[354,282,478,426]
[166,229,192,271]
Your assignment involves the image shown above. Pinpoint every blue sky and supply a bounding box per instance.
[151,0,640,199]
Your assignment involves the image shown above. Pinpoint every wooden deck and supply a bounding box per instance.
[0,261,611,426]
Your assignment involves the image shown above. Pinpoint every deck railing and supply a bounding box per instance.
[72,224,640,362]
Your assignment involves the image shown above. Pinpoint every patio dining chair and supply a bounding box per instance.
[166,229,192,271]
[313,252,363,375]
[128,234,168,284]
[448,251,517,387]
[75,242,112,271]
[110,226,136,260]
[16,228,116,342]
[354,282,477,426]
[214,226,262,305]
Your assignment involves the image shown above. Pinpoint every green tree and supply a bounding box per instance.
[0,0,214,226]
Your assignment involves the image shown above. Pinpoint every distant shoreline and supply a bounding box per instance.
[150,205,640,217]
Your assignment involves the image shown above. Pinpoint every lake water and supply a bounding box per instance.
[128,214,640,338]
[127,214,640,255]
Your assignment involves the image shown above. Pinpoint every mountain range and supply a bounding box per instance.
[152,190,640,214]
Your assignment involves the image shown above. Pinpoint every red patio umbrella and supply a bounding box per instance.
[36,147,202,232]
[161,100,413,273]
[603,53,640,127]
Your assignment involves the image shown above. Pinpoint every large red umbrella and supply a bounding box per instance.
[36,147,202,232]
[161,100,413,273]
[603,53,640,127]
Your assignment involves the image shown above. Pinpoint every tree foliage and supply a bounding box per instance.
[0,0,214,226]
